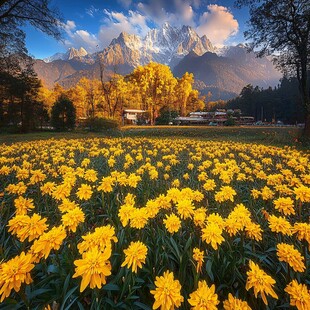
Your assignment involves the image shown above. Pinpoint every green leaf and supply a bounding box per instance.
[26,288,53,300]
[103,283,120,291]
[60,286,78,310]
[206,260,214,282]
[133,301,152,310]
[47,264,59,274]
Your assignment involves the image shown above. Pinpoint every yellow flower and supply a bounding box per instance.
[292,223,310,246]
[201,223,224,250]
[98,176,114,193]
[76,184,93,200]
[285,280,310,310]
[61,206,85,232]
[118,203,136,227]
[188,280,219,310]
[193,208,207,227]
[294,185,310,202]
[183,173,190,180]
[52,183,71,200]
[29,169,46,184]
[121,241,148,273]
[276,243,305,272]
[150,270,184,310]
[145,199,160,219]
[268,215,292,236]
[8,213,48,242]
[6,181,27,195]
[0,252,34,302]
[77,225,118,254]
[261,186,274,200]
[225,217,243,236]
[176,199,195,219]
[206,213,225,230]
[245,260,278,305]
[245,222,263,242]
[40,181,56,196]
[251,189,261,199]
[58,199,79,213]
[127,173,141,187]
[73,247,112,292]
[203,179,216,192]
[273,197,295,216]
[223,293,252,310]
[14,196,35,215]
[130,208,149,229]
[214,186,236,203]
[30,226,67,259]
[192,248,204,273]
[163,214,181,234]
[80,158,90,167]
[172,179,180,187]
[84,169,98,182]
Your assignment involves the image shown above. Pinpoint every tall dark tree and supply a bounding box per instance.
[0,0,62,131]
[51,95,76,131]
[235,0,310,136]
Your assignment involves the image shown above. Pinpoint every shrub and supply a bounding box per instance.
[86,117,119,131]
[225,117,236,126]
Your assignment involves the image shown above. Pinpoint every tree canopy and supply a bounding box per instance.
[235,0,310,136]
[0,0,62,55]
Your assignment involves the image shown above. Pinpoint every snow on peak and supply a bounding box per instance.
[43,47,88,63]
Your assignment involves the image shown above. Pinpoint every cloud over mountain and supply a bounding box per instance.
[60,1,239,52]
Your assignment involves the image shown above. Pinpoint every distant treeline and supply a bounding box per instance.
[226,77,305,124]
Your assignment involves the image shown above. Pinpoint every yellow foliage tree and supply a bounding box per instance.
[129,62,177,124]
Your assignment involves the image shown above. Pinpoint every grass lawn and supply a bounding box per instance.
[0,125,305,148]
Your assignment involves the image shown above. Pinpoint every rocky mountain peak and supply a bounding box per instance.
[43,47,88,63]
[67,47,88,60]
[110,32,142,50]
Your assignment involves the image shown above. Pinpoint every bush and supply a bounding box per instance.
[155,109,178,125]
[86,117,119,131]
[224,117,236,126]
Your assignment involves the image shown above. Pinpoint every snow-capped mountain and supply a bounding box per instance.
[43,47,88,63]
[35,22,281,99]
[99,22,215,68]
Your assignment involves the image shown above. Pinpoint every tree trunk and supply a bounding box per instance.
[303,111,310,138]
[298,54,310,138]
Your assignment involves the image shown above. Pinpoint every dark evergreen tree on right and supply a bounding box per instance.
[51,95,76,131]
[235,0,310,137]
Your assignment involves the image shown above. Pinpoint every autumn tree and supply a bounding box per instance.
[235,0,310,136]
[175,72,194,116]
[129,62,177,124]
[67,78,103,120]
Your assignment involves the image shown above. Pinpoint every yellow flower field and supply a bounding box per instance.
[0,137,309,309]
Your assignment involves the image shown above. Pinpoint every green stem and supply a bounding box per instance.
[18,287,30,309]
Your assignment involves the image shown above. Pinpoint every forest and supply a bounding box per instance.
[0,57,206,131]
[1,51,306,132]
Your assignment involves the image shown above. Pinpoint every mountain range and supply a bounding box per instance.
[34,22,281,100]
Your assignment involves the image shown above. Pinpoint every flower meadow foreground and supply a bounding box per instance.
[0,137,310,309]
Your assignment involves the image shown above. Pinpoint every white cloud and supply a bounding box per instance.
[137,0,196,27]
[98,10,149,47]
[117,0,132,8]
[62,20,76,33]
[196,5,239,47]
[61,2,239,53]
[86,5,100,18]
[62,20,99,53]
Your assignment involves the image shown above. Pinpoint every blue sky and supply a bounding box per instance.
[24,0,249,59]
